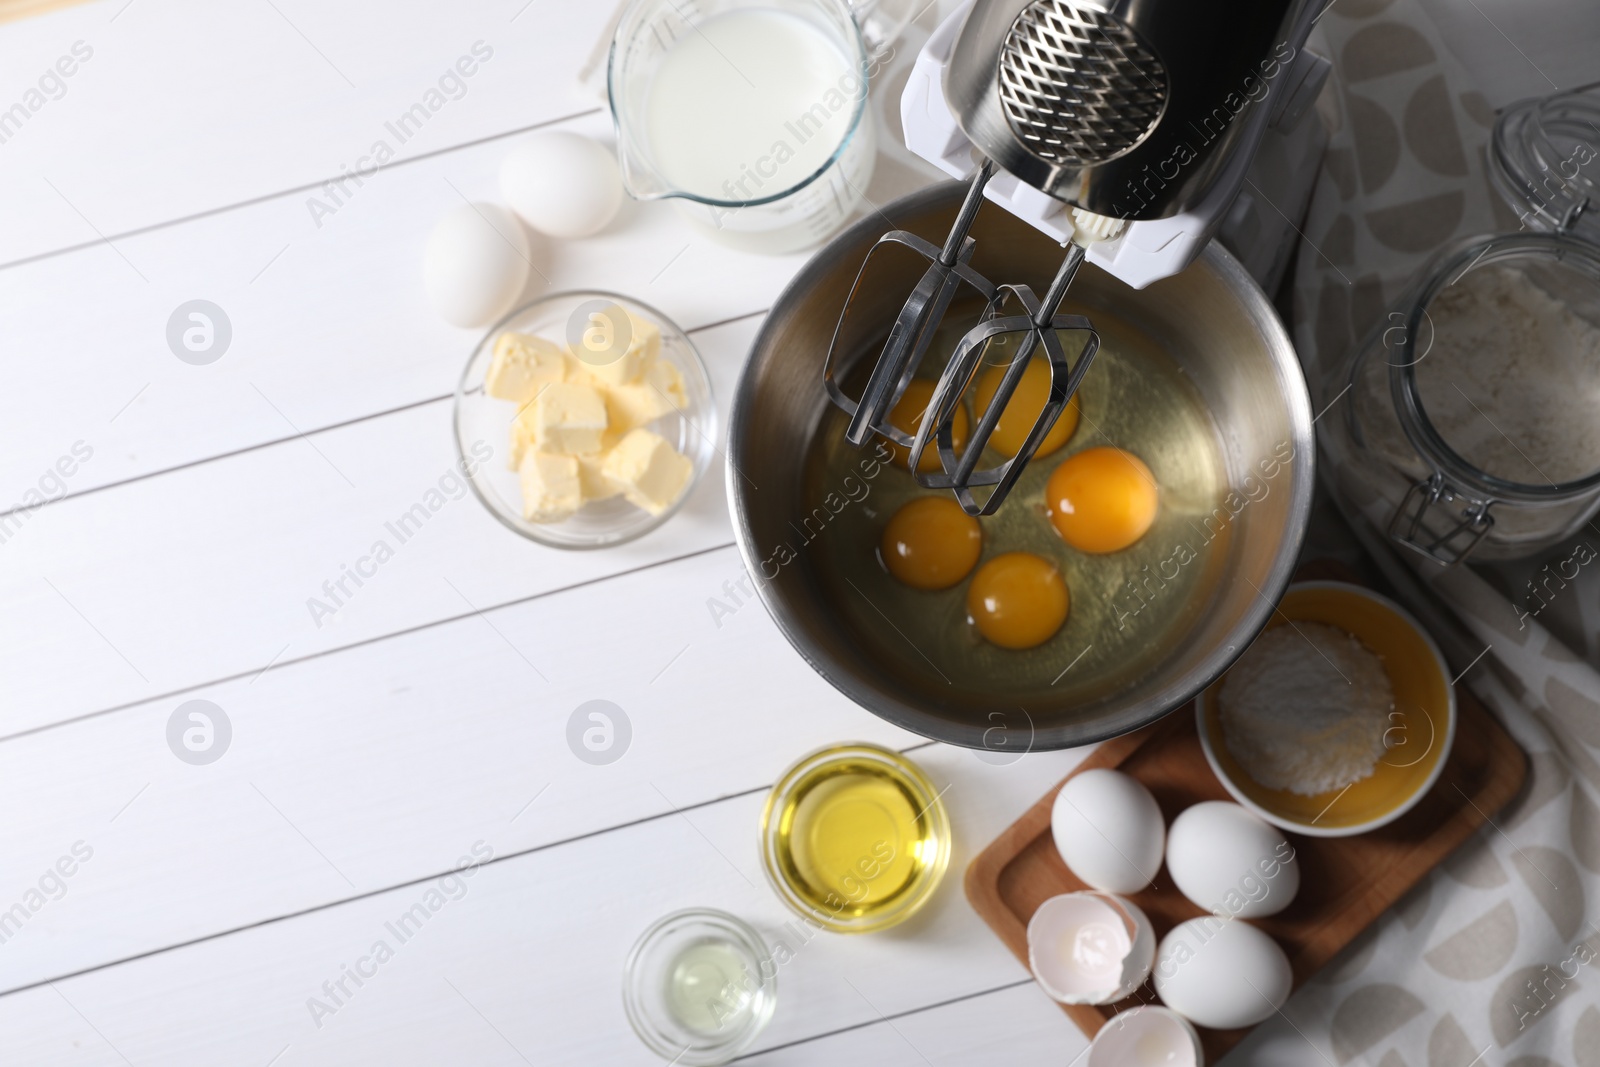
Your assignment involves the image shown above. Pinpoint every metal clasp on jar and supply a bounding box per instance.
[1388,472,1497,566]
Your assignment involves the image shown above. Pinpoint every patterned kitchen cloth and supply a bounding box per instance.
[1232,0,1600,1063]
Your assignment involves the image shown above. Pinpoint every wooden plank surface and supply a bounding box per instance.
[0,315,755,737]
[1,740,1090,1064]
[0,543,913,990]
[0,0,1264,1061]
[0,109,814,500]
[0,967,1079,1066]
[0,1,612,261]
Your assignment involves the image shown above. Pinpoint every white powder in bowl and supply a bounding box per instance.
[1218,622,1393,796]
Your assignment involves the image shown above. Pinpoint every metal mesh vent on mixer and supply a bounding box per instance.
[998,0,1168,166]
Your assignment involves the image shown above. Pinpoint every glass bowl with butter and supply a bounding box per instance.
[454,290,716,549]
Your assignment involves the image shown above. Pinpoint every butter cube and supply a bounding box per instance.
[604,358,689,435]
[531,381,608,455]
[647,356,686,406]
[601,428,692,515]
[509,406,537,469]
[625,309,662,360]
[486,332,564,403]
[519,452,581,523]
[576,450,624,501]
[566,305,662,386]
[509,386,605,467]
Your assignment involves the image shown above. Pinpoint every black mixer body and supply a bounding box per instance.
[823,0,1320,515]
[944,0,1314,221]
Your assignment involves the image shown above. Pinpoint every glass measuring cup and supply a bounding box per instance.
[608,0,877,255]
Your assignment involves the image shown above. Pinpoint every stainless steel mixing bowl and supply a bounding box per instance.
[727,182,1313,750]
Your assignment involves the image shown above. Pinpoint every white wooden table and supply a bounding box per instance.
[0,2,1100,1062]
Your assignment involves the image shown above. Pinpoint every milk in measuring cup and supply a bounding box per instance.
[636,5,874,250]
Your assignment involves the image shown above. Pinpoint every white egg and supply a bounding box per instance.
[1087,1005,1201,1067]
[1051,769,1165,894]
[423,202,530,328]
[500,132,624,238]
[1166,800,1299,918]
[1153,917,1292,1029]
[1026,892,1155,1005]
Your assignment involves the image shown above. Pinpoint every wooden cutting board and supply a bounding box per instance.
[964,688,1526,1061]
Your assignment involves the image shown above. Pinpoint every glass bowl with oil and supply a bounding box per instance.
[622,908,777,1065]
[759,743,952,934]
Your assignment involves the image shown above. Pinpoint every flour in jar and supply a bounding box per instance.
[1218,622,1393,796]
[1413,263,1600,484]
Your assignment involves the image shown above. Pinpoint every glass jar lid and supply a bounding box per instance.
[1490,80,1600,243]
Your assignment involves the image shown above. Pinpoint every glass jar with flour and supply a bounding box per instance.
[1322,232,1600,564]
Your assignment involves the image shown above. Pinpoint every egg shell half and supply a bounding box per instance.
[1087,1005,1202,1067]
[423,203,530,328]
[1026,891,1155,1005]
[1051,768,1165,894]
[1166,800,1300,918]
[1153,917,1292,1029]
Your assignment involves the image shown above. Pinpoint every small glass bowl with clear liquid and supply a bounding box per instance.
[623,908,776,1065]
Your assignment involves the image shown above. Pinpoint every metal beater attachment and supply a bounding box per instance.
[822,160,1100,515]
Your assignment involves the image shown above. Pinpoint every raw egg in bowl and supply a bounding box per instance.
[880,496,982,591]
[1046,446,1159,554]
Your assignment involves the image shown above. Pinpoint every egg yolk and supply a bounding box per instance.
[973,357,1080,458]
[885,379,969,473]
[880,496,983,590]
[1046,446,1159,554]
[966,552,1070,649]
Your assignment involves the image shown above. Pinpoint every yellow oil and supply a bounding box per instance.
[763,747,949,932]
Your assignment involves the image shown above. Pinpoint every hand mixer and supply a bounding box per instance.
[824,0,1330,514]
